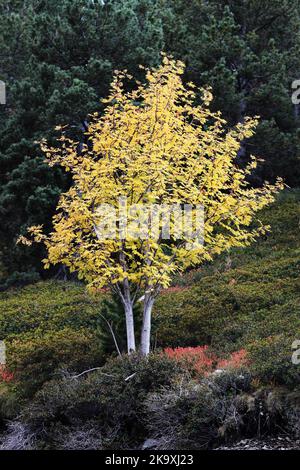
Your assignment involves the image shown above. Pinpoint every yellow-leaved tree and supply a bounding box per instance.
[19,57,283,355]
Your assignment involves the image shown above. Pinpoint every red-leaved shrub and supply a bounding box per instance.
[164,346,216,376]
[0,365,14,383]
[217,349,248,369]
[164,346,248,377]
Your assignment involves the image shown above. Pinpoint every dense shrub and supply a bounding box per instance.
[0,421,36,450]
[248,335,300,387]
[0,281,103,338]
[145,369,292,450]
[18,353,181,449]
[0,281,108,396]
[1,355,299,450]
[7,327,103,397]
[0,271,40,292]
[283,389,300,439]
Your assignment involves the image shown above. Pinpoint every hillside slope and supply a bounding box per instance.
[154,190,300,384]
[0,190,299,386]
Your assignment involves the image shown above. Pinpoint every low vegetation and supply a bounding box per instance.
[0,190,299,448]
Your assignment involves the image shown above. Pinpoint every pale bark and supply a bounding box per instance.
[118,247,136,354]
[124,301,136,353]
[140,294,155,356]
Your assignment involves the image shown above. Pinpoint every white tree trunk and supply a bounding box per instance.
[140,295,155,356]
[124,301,136,354]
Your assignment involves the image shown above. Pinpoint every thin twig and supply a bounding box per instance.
[99,313,122,357]
[71,368,115,379]
[125,372,137,382]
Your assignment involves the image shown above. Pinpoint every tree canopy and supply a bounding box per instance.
[20,57,283,353]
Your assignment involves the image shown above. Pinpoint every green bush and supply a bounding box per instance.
[0,281,108,397]
[0,280,103,338]
[20,353,181,449]
[0,383,22,428]
[248,335,300,387]
[7,327,104,397]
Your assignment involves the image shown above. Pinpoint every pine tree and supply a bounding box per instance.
[0,0,166,281]
[163,0,300,185]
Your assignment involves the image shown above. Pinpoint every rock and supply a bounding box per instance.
[142,438,160,450]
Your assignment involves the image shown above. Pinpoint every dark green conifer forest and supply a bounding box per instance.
[1,0,300,284]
